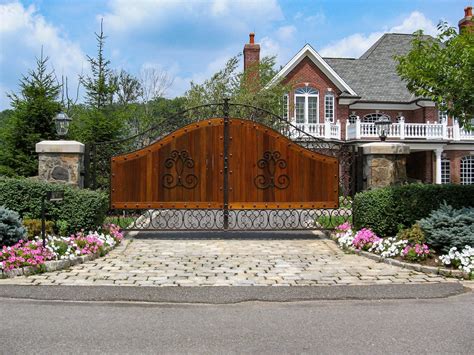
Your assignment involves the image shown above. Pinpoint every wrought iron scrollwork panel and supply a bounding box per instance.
[162,150,199,189]
[254,150,290,190]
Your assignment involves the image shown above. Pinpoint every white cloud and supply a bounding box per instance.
[319,11,438,58]
[101,0,283,33]
[260,36,281,57]
[0,1,86,108]
[276,25,296,41]
[390,11,437,35]
[319,32,383,58]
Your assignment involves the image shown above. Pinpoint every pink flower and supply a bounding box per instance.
[352,228,381,250]
[336,222,352,232]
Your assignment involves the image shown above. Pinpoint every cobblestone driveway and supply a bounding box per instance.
[0,235,448,286]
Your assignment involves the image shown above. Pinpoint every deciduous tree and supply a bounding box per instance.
[397,23,474,127]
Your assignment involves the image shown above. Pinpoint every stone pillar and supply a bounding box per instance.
[361,142,410,190]
[35,140,85,188]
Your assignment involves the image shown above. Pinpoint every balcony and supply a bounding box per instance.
[346,118,474,142]
[287,117,474,142]
[290,120,341,140]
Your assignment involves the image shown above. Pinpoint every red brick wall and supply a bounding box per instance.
[445,150,474,184]
[283,57,342,124]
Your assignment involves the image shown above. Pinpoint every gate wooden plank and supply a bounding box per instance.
[111,119,224,209]
[227,118,339,209]
[110,117,339,210]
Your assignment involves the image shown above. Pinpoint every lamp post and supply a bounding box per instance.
[374,115,392,142]
[53,112,72,137]
[41,191,64,248]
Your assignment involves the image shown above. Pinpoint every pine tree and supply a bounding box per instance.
[80,19,117,109]
[0,49,61,177]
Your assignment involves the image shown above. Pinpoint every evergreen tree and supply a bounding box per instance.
[71,19,124,144]
[0,50,61,177]
[80,19,116,109]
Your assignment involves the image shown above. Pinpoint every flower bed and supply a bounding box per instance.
[334,222,473,279]
[0,224,123,277]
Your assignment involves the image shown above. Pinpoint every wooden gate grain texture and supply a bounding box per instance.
[227,119,338,209]
[111,119,224,209]
[110,118,339,209]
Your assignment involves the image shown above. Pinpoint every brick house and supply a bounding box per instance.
[243,6,474,185]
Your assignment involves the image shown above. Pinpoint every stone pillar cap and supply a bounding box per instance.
[36,140,85,154]
[361,142,410,155]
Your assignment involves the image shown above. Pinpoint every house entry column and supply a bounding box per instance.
[434,148,443,184]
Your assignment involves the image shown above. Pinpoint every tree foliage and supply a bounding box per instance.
[80,19,116,110]
[0,51,61,177]
[396,23,474,127]
[185,54,291,115]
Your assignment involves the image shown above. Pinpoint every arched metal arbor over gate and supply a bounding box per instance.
[87,100,356,230]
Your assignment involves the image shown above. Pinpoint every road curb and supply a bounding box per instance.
[0,283,466,303]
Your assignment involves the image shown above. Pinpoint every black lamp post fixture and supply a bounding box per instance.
[54,112,72,137]
[41,191,64,248]
[374,116,392,142]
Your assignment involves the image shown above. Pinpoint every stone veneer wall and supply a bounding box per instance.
[362,143,409,189]
[38,153,83,187]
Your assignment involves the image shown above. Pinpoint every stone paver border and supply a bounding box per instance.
[0,240,128,279]
[329,235,471,280]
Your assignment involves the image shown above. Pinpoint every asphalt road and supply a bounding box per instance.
[1,292,472,354]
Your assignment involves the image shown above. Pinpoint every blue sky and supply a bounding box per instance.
[0,0,470,110]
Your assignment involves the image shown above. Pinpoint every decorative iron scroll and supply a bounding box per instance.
[162,150,198,189]
[254,151,290,190]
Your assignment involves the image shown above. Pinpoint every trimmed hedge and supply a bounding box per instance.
[353,183,474,237]
[0,178,108,235]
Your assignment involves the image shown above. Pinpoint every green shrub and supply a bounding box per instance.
[0,178,108,235]
[0,206,26,246]
[23,218,55,239]
[419,203,474,253]
[353,183,474,236]
[397,223,426,245]
[56,220,69,237]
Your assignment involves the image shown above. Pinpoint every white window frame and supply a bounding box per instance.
[460,156,474,185]
[282,94,289,120]
[294,87,319,125]
[363,113,391,123]
[441,159,450,184]
[324,93,335,123]
[438,101,448,123]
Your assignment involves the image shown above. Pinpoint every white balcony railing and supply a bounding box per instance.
[290,119,341,140]
[346,118,474,141]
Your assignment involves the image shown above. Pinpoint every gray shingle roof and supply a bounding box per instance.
[323,33,428,103]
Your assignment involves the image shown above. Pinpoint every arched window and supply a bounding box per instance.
[460,156,474,185]
[294,87,319,124]
[363,113,391,123]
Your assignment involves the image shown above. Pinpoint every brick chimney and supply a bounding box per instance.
[243,32,260,72]
[459,6,473,32]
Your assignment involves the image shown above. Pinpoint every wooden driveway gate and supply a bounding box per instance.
[90,101,355,230]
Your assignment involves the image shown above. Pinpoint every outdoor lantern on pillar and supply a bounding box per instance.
[54,112,72,137]
[374,115,392,142]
